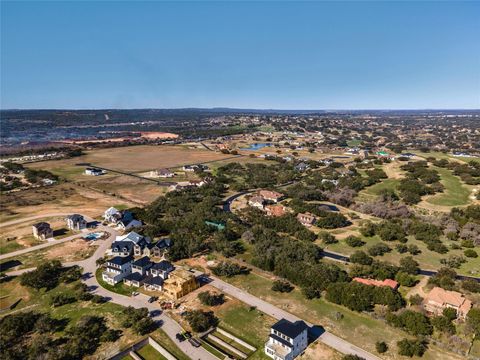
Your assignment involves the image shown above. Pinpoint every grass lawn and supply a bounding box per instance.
[470,340,480,358]
[151,329,191,360]
[220,272,465,360]
[202,341,226,359]
[136,343,167,360]
[212,330,253,355]
[95,267,133,296]
[425,167,472,207]
[347,139,363,147]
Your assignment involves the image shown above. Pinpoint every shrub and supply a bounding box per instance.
[399,256,419,274]
[397,338,427,357]
[198,291,225,306]
[462,279,480,293]
[386,310,432,336]
[375,341,388,354]
[464,249,478,258]
[210,262,250,277]
[20,260,63,290]
[49,293,76,307]
[368,243,392,256]
[350,251,373,265]
[395,271,417,287]
[271,280,294,293]
[345,236,365,247]
[396,244,408,253]
[185,310,219,333]
[316,213,350,229]
[409,294,423,305]
[318,231,338,244]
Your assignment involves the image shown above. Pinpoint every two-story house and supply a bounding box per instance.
[111,232,150,257]
[102,256,133,285]
[265,319,308,360]
[424,287,472,319]
[66,214,87,231]
[32,222,54,240]
[123,256,152,287]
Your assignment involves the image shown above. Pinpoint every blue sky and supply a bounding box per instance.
[1,1,479,109]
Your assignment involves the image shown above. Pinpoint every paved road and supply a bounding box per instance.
[206,274,381,360]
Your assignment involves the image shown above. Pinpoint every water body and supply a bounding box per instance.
[240,143,272,150]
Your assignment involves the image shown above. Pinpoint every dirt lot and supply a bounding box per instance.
[0,183,136,223]
[299,341,342,360]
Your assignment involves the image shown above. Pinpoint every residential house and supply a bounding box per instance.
[265,205,287,217]
[149,260,174,279]
[258,190,284,203]
[150,168,175,178]
[163,269,199,300]
[296,213,316,227]
[151,238,172,258]
[123,256,153,287]
[183,164,209,172]
[265,319,308,360]
[294,162,309,172]
[143,276,165,292]
[111,232,150,257]
[66,214,87,231]
[102,256,133,285]
[424,287,473,319]
[104,207,121,223]
[32,222,54,240]
[85,167,105,176]
[248,196,265,210]
[353,277,399,290]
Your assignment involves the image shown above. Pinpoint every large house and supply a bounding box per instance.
[265,319,308,360]
[296,213,316,227]
[265,205,287,217]
[66,214,87,231]
[424,287,472,319]
[85,167,106,176]
[102,256,133,285]
[111,232,150,257]
[104,208,142,231]
[248,196,265,210]
[163,268,199,300]
[32,222,54,240]
[258,190,284,203]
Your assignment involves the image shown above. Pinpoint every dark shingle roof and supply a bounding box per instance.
[132,256,152,268]
[124,272,145,282]
[107,256,133,266]
[111,241,134,253]
[151,260,173,271]
[271,319,308,339]
[144,276,164,286]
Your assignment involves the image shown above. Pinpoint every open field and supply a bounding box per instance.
[218,272,465,360]
[0,183,135,223]
[28,145,232,173]
[2,238,98,271]
[423,166,472,207]
[416,151,480,164]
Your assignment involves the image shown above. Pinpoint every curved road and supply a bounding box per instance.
[1,213,216,360]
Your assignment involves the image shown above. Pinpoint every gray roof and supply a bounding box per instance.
[151,260,173,271]
[107,256,133,266]
[124,272,145,282]
[144,276,164,286]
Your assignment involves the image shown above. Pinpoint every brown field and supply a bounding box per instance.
[29,145,232,173]
[0,183,136,223]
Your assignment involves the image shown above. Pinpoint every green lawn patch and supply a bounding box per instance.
[136,343,166,360]
[95,267,133,296]
[425,167,471,207]
[201,340,226,359]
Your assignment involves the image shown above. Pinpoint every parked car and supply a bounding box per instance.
[189,338,201,348]
[182,331,192,339]
[176,333,185,342]
[148,296,158,303]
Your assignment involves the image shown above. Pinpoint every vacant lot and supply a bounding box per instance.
[0,183,134,223]
[0,216,72,254]
[28,145,232,174]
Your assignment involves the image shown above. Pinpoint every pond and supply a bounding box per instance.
[240,143,272,151]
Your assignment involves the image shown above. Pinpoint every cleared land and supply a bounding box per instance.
[28,145,233,173]
[0,183,134,223]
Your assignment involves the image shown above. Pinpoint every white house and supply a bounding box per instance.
[104,207,121,223]
[265,319,308,360]
[85,168,106,176]
[66,214,87,231]
[102,256,133,285]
